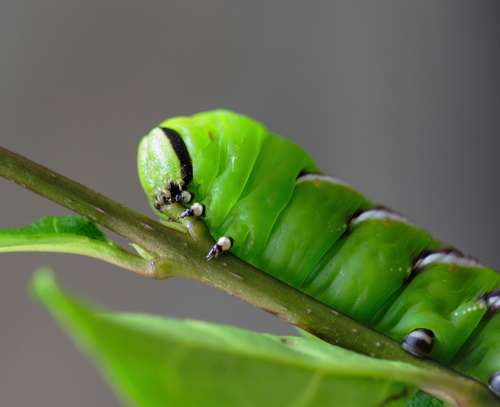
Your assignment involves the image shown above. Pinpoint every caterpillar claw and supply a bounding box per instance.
[179,208,194,219]
[153,191,171,211]
[206,236,233,261]
[206,244,221,261]
[179,203,205,219]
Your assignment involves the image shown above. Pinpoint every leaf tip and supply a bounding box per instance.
[30,267,59,304]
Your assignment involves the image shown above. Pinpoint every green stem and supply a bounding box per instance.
[0,146,496,406]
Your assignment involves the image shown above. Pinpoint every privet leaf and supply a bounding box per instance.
[31,270,466,407]
[0,216,145,270]
[407,391,444,407]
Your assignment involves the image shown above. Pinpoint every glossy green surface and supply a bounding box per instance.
[303,219,439,323]
[35,271,472,407]
[137,128,184,200]
[454,313,500,383]
[378,264,500,363]
[0,216,145,272]
[259,177,372,287]
[137,110,500,386]
[162,111,269,232]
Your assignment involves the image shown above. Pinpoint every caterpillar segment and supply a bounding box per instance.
[137,109,500,396]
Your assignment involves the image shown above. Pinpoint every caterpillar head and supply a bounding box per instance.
[138,126,193,211]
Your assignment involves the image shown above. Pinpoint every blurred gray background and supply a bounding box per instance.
[1,1,500,405]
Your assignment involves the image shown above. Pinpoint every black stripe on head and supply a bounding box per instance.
[160,127,193,186]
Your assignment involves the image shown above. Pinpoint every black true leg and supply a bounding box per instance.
[206,236,233,260]
[179,203,205,219]
[154,191,171,211]
[154,182,192,211]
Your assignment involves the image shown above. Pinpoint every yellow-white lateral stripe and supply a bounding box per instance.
[351,208,409,226]
[415,251,483,270]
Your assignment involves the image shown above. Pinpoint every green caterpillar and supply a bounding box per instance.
[137,109,500,396]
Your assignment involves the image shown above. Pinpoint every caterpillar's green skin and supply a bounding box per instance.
[137,110,500,388]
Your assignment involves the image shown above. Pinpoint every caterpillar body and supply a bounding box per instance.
[137,110,500,395]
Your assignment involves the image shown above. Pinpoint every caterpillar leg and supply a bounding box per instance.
[154,191,171,212]
[401,328,434,357]
[180,190,193,204]
[206,236,233,260]
[179,203,205,219]
[153,183,192,212]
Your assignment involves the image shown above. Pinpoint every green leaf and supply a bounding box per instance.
[407,391,444,407]
[0,216,147,272]
[32,270,483,407]
[130,243,155,261]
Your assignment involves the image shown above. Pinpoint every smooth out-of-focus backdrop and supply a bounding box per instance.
[1,1,500,405]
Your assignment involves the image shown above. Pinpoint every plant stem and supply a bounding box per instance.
[0,146,497,406]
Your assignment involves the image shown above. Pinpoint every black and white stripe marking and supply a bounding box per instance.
[350,207,410,226]
[150,127,194,208]
[180,202,205,219]
[206,236,233,260]
[414,248,483,271]
[489,372,500,398]
[481,289,500,316]
[158,127,193,186]
[402,328,434,357]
